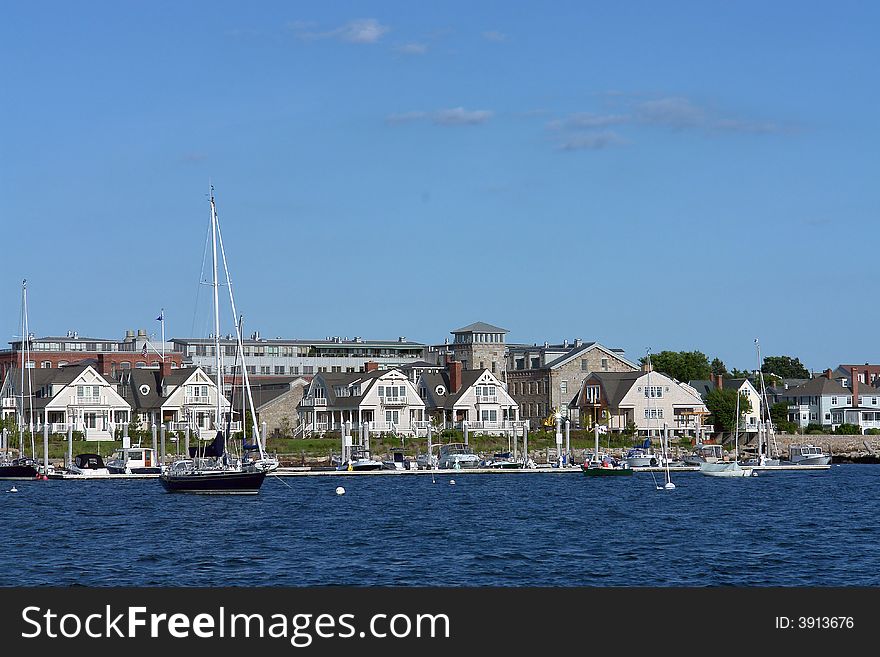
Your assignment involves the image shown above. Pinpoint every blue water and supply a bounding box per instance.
[1,465,877,586]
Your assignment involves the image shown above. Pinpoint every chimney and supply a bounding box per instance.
[825,368,833,380]
[642,361,652,373]
[851,367,859,407]
[96,353,110,376]
[448,360,463,394]
[160,360,173,379]
[365,361,379,373]
[715,374,723,390]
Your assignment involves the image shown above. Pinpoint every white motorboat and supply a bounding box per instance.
[625,444,658,468]
[788,444,832,466]
[683,443,724,466]
[437,443,481,469]
[63,453,111,477]
[106,446,161,474]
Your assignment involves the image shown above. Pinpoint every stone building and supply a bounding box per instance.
[447,322,508,377]
[506,340,637,427]
[243,377,309,438]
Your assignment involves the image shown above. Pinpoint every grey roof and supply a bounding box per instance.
[572,371,642,409]
[170,337,425,347]
[399,360,442,370]
[543,342,599,369]
[450,322,509,334]
[418,369,495,410]
[782,377,851,397]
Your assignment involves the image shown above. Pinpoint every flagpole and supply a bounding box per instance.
[161,308,165,362]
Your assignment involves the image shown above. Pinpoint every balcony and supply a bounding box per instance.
[301,397,327,407]
[75,395,105,406]
[381,396,406,406]
[184,395,211,405]
[2,398,15,408]
[476,395,498,404]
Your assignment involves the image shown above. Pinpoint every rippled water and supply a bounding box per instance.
[1,465,877,586]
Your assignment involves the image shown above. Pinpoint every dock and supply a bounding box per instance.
[31,462,832,480]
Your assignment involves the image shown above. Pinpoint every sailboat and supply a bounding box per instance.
[159,188,276,494]
[740,338,781,467]
[699,390,755,477]
[657,424,675,490]
[0,280,39,480]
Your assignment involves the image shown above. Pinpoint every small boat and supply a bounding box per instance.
[787,444,832,466]
[106,446,161,474]
[62,453,111,477]
[683,443,724,466]
[382,447,410,471]
[699,460,756,477]
[0,457,40,480]
[582,453,633,476]
[582,425,632,476]
[625,438,659,467]
[482,451,524,469]
[437,443,481,469]
[339,447,383,471]
[160,458,267,494]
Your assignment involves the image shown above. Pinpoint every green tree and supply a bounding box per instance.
[762,355,810,379]
[706,388,752,433]
[640,350,711,383]
[729,368,752,379]
[710,358,727,376]
[769,401,789,427]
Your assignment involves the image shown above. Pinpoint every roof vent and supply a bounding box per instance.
[399,336,406,342]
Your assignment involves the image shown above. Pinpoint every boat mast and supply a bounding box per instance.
[215,210,266,461]
[754,338,777,459]
[19,280,34,458]
[209,189,223,440]
[734,389,740,462]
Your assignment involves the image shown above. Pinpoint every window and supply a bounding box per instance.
[516,358,524,370]
[581,359,588,372]
[246,366,256,374]
[378,386,385,397]
[225,346,236,356]
[644,386,663,398]
[41,361,51,368]
[491,361,496,373]
[303,366,313,375]
[560,381,568,395]
[332,366,341,373]
[831,397,837,405]
[275,366,285,375]
[260,366,270,375]
[531,357,540,369]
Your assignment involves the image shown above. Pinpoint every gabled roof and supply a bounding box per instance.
[574,371,643,408]
[418,369,488,410]
[542,342,638,371]
[450,322,509,334]
[783,377,851,397]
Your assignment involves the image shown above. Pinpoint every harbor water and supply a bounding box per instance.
[1,464,878,586]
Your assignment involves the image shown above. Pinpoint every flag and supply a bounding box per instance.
[156,310,164,321]
[142,344,148,358]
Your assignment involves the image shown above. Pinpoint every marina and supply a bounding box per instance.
[17,461,831,479]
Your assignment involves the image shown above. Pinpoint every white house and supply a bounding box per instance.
[570,369,709,438]
[299,367,426,436]
[690,375,764,434]
[119,363,231,440]
[417,362,520,435]
[1,364,130,441]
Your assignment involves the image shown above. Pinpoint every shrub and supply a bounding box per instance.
[835,423,862,435]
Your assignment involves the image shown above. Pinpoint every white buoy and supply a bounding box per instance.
[449,479,456,485]
[9,486,18,493]
[335,486,345,496]
[664,482,676,490]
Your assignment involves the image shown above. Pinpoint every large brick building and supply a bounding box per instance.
[0,329,184,381]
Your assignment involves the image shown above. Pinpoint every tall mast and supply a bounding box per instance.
[210,188,223,433]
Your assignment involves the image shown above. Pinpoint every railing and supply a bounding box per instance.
[301,398,327,407]
[1,398,16,408]
[381,396,405,406]
[75,395,105,405]
[476,395,498,404]
[184,396,210,405]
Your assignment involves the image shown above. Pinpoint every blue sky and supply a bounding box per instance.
[1,1,877,372]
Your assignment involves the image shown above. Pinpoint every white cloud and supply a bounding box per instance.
[288,18,390,44]
[483,30,507,42]
[386,107,494,126]
[558,132,625,151]
[432,107,493,125]
[394,42,428,55]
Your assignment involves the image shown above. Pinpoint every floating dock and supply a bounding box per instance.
[29,462,832,480]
